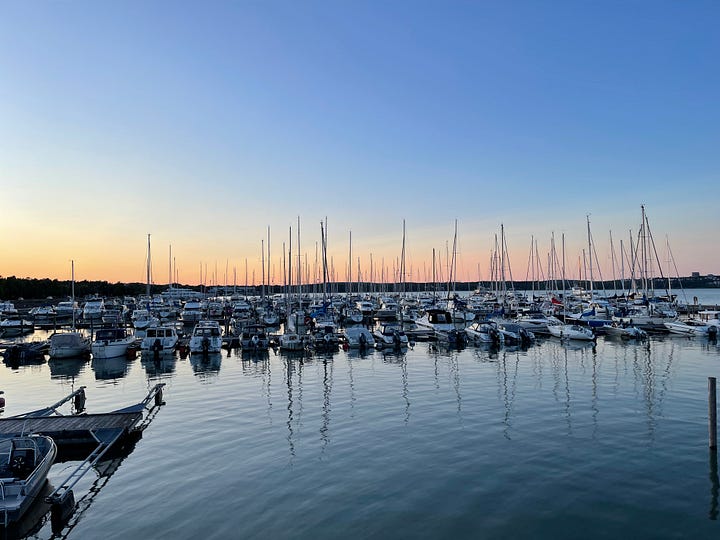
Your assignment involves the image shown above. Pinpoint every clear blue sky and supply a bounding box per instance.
[1,1,717,283]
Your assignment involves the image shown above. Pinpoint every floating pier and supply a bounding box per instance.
[0,384,166,527]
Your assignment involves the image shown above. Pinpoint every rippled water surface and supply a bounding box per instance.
[2,329,719,539]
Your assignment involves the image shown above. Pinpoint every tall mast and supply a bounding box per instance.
[261,239,265,299]
[146,233,151,298]
[587,215,594,296]
[400,219,406,296]
[267,226,271,298]
[71,260,76,330]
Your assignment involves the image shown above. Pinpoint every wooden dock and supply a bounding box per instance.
[0,411,143,445]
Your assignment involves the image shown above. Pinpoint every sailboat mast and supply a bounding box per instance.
[267,226,271,297]
[146,233,151,298]
[587,215,594,295]
[261,239,265,299]
[401,219,406,296]
[71,260,75,329]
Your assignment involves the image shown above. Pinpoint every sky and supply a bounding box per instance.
[1,1,718,286]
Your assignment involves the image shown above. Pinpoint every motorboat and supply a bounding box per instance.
[132,309,158,331]
[82,298,105,322]
[415,308,461,335]
[342,307,365,325]
[374,297,399,319]
[373,323,409,348]
[0,301,19,318]
[548,324,595,341]
[189,320,223,354]
[30,305,56,326]
[465,321,504,345]
[0,435,57,525]
[140,325,179,355]
[495,322,535,345]
[663,319,718,337]
[514,312,558,335]
[603,323,648,340]
[342,326,375,349]
[54,301,80,321]
[356,300,375,319]
[434,327,468,347]
[239,324,270,350]
[279,332,305,351]
[91,327,136,359]
[48,331,91,359]
[180,301,204,325]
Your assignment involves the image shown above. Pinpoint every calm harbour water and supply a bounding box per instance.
[1,290,719,539]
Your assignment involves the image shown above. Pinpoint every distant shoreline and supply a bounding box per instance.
[1,274,717,302]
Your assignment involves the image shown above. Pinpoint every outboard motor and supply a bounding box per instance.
[709,325,718,340]
[359,332,367,350]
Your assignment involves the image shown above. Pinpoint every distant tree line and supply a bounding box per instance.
[0,276,190,300]
[0,274,716,301]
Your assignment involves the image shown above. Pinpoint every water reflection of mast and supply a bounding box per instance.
[591,347,599,440]
[263,357,273,424]
[448,353,462,420]
[401,356,410,424]
[320,359,333,454]
[285,358,295,458]
[347,356,356,418]
[497,350,519,440]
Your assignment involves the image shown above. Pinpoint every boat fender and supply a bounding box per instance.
[51,489,76,532]
[74,388,86,413]
[0,392,5,408]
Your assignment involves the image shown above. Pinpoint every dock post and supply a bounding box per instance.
[711,377,718,450]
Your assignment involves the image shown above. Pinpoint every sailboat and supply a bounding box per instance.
[547,234,595,342]
[280,220,307,351]
[49,261,92,359]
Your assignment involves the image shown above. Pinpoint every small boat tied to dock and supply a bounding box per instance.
[0,383,166,530]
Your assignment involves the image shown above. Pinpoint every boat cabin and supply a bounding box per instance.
[95,328,128,341]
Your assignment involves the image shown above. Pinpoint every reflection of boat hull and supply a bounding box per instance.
[92,356,131,379]
[190,352,222,374]
[140,353,177,376]
[49,358,87,379]
[0,320,34,336]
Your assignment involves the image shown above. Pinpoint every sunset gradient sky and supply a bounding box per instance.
[1,1,717,286]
